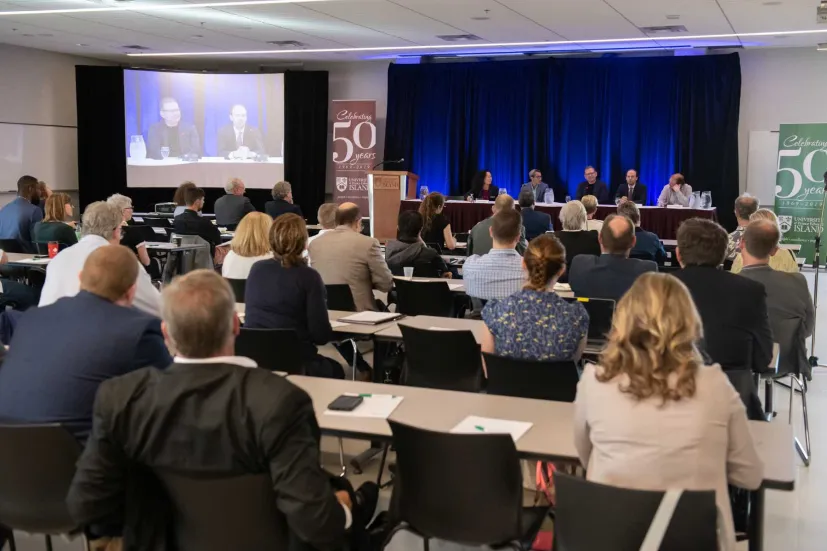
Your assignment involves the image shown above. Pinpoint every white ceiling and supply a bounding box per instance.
[0,0,824,64]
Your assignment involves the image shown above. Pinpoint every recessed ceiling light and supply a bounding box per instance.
[471,16,490,21]
[76,43,89,46]
[0,0,332,16]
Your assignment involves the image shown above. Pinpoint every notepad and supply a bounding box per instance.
[330,320,350,328]
[152,227,167,235]
[666,205,685,209]
[133,216,144,223]
[447,282,465,290]
[451,416,533,443]
[15,257,50,265]
[338,312,403,325]
[324,394,404,419]
[554,283,571,292]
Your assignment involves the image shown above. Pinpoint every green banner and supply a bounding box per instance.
[774,124,827,265]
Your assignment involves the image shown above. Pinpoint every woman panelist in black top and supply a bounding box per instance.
[467,169,499,201]
[244,213,344,379]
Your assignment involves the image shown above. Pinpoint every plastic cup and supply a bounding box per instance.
[47,241,59,258]
[403,267,414,280]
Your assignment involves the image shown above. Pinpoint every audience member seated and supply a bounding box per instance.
[730,208,798,274]
[214,177,255,230]
[309,202,393,312]
[569,214,657,301]
[173,186,222,254]
[67,270,377,550]
[518,189,552,241]
[617,201,666,262]
[245,214,344,379]
[481,233,588,360]
[265,180,303,220]
[40,202,162,316]
[467,194,527,256]
[574,272,762,551]
[464,208,525,301]
[0,245,171,442]
[673,218,772,373]
[33,192,77,248]
[581,194,603,232]
[739,219,815,378]
[656,173,693,207]
[727,194,758,261]
[172,181,196,217]
[385,211,451,278]
[108,193,150,269]
[554,201,601,281]
[0,175,43,253]
[36,180,52,216]
[221,211,273,280]
[419,192,457,250]
[307,202,338,247]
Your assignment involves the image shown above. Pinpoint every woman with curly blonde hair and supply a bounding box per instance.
[574,272,763,550]
[222,212,273,279]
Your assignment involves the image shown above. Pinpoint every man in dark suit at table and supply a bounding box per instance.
[617,201,665,263]
[0,245,171,443]
[518,189,551,241]
[173,186,222,254]
[146,97,201,160]
[519,168,551,203]
[569,214,657,301]
[216,104,266,160]
[673,218,773,373]
[615,169,648,205]
[265,181,303,220]
[575,166,609,204]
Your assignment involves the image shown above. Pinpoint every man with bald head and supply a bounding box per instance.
[739,219,814,378]
[467,194,527,256]
[569,214,658,301]
[0,245,171,443]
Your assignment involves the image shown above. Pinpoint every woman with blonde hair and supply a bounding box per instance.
[33,192,77,247]
[244,213,343,378]
[481,233,588,360]
[574,273,763,550]
[221,212,273,279]
[419,192,457,250]
[730,208,797,273]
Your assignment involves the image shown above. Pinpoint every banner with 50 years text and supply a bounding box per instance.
[331,100,377,214]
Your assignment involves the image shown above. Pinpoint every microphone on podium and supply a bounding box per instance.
[372,158,405,170]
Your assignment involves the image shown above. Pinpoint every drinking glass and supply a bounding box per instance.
[701,191,712,209]
[543,190,554,204]
[615,196,622,206]
[467,193,474,202]
[498,188,507,196]
[419,186,429,200]
[565,195,571,203]
[160,146,170,160]
[691,191,701,208]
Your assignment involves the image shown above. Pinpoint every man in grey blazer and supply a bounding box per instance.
[569,214,658,301]
[739,219,814,378]
[213,177,255,230]
[520,168,551,203]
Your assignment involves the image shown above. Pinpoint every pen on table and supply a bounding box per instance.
[475,425,485,432]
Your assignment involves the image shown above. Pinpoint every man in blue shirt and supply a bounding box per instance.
[0,175,43,253]
[617,201,666,263]
[463,208,526,300]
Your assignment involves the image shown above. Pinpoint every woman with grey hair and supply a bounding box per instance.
[553,200,600,282]
[107,193,151,268]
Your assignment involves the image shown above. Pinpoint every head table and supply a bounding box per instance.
[399,200,718,240]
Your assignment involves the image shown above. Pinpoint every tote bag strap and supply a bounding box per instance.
[639,489,683,551]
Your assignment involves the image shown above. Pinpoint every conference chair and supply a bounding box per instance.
[630,250,656,262]
[224,278,246,303]
[0,424,87,551]
[394,278,454,317]
[234,328,303,374]
[325,284,357,312]
[384,420,549,551]
[562,296,615,344]
[483,353,579,402]
[553,474,718,551]
[399,325,483,392]
[155,472,285,551]
[770,316,811,466]
[0,239,26,254]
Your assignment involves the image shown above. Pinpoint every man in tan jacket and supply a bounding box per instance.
[308,202,393,312]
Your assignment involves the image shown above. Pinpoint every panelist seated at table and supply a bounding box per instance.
[614,169,647,205]
[616,201,666,263]
[419,192,457,251]
[467,194,527,257]
[466,169,499,201]
[464,208,526,301]
[481,233,588,362]
[554,201,601,283]
[574,273,762,551]
[216,104,267,160]
[66,271,378,550]
[173,186,222,255]
[520,168,551,203]
[656,173,693,207]
[575,166,609,204]
[385,211,452,278]
[146,97,201,160]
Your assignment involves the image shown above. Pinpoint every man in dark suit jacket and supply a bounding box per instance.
[519,168,551,203]
[214,177,255,230]
[67,271,377,550]
[0,245,171,442]
[614,169,648,205]
[569,214,658,301]
[216,104,266,159]
[575,165,609,204]
[0,175,43,253]
[617,201,666,262]
[173,186,222,253]
[265,180,303,220]
[146,97,201,160]
[673,218,773,374]
[518,189,551,241]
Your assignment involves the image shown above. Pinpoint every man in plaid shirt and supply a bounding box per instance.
[463,208,526,301]
[727,195,758,261]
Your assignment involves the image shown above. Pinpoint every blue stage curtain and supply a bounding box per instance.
[385,54,741,229]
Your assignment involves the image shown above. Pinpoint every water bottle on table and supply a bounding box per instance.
[129,135,146,160]
[543,189,554,204]
[701,191,712,209]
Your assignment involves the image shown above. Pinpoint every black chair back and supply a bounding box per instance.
[394,278,454,317]
[399,325,482,392]
[144,217,171,228]
[630,250,656,261]
[325,284,357,312]
[123,224,163,245]
[0,424,82,534]
[483,353,579,402]
[0,239,26,253]
[388,420,523,545]
[554,474,718,551]
[234,328,303,374]
[224,278,246,303]
[424,242,443,254]
[563,296,615,341]
[156,472,286,551]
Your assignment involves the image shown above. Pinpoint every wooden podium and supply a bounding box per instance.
[367,170,419,241]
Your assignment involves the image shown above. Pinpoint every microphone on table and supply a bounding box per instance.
[372,158,405,170]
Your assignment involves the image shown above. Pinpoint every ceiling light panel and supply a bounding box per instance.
[0,0,338,16]
[607,0,733,35]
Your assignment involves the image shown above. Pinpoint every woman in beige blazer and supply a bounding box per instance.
[574,272,763,550]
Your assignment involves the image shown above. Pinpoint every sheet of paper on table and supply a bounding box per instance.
[451,415,533,443]
[447,282,464,290]
[338,311,402,325]
[554,283,571,292]
[324,394,404,419]
[16,258,50,265]
[330,320,350,328]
